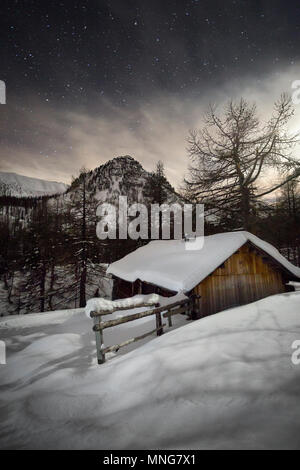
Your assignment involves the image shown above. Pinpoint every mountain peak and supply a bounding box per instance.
[96,155,143,171]
[68,155,180,206]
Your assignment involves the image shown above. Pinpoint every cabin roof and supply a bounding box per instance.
[107,231,300,293]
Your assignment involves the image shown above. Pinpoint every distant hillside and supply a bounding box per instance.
[0,156,183,231]
[0,172,68,197]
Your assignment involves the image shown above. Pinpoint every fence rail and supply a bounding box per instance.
[90,301,160,318]
[92,297,192,364]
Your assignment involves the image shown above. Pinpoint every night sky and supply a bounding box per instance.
[1,0,300,186]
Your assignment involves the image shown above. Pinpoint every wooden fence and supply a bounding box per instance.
[91,297,193,364]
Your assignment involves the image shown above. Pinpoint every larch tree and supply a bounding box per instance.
[66,167,99,307]
[276,178,300,264]
[144,160,181,239]
[144,161,169,205]
[185,95,300,230]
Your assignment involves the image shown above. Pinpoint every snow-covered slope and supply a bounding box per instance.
[0,172,68,197]
[0,291,300,449]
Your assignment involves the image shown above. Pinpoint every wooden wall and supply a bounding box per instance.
[112,277,175,300]
[192,242,286,318]
[111,278,135,300]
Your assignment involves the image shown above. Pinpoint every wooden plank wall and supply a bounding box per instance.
[113,277,175,300]
[193,243,286,317]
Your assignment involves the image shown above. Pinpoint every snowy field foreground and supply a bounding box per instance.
[0,292,300,449]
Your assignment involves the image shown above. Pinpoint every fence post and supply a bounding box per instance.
[156,311,163,336]
[191,294,201,319]
[94,314,105,364]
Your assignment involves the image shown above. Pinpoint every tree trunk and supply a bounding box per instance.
[241,186,251,230]
[48,262,55,310]
[79,265,87,307]
[79,174,87,308]
[40,264,46,312]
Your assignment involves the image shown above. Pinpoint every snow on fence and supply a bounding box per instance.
[90,297,193,364]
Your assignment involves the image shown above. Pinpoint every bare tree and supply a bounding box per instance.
[185,95,300,230]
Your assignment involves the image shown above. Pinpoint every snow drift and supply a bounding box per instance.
[0,292,300,449]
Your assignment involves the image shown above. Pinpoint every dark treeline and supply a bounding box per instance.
[206,179,300,265]
[0,164,173,315]
[0,180,112,315]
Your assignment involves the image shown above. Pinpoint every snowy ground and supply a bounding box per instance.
[0,292,300,449]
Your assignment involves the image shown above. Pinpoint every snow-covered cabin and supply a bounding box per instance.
[107,231,300,318]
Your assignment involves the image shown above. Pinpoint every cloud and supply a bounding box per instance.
[0,66,300,189]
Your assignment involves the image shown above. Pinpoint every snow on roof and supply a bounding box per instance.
[107,231,300,293]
